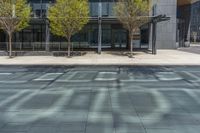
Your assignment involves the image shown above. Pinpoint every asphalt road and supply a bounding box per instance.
[0,65,200,133]
[179,44,200,55]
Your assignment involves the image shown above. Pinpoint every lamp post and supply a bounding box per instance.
[98,0,102,54]
[45,1,50,52]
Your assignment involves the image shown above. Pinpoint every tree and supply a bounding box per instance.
[114,0,151,57]
[48,0,89,57]
[0,0,31,58]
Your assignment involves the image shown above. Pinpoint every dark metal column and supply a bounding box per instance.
[152,22,157,55]
[98,1,102,54]
[150,15,170,55]
[45,19,50,52]
[98,17,102,54]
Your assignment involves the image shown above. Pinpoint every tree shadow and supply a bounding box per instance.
[53,51,87,57]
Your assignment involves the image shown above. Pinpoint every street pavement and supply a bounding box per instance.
[0,65,200,133]
[0,49,200,65]
[179,44,200,55]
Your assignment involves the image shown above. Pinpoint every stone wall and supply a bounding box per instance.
[150,0,177,49]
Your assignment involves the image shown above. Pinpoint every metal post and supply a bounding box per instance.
[152,22,157,55]
[98,2,102,54]
[45,19,50,52]
[152,22,155,54]
[98,17,102,54]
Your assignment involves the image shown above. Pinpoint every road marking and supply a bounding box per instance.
[56,71,96,82]
[120,74,158,82]
[0,81,27,83]
[34,73,63,81]
[121,78,158,82]
[0,73,12,75]
[95,72,118,81]
[184,72,200,82]
[156,72,182,81]
[0,90,28,107]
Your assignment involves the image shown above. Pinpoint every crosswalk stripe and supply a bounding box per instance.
[34,73,63,81]
[0,73,12,75]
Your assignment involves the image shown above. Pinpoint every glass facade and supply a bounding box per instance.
[190,1,200,42]
[177,1,200,43]
[0,0,131,51]
[48,24,127,50]
[89,1,115,17]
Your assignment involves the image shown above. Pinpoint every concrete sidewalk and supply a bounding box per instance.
[0,50,200,65]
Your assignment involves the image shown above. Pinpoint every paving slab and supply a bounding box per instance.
[115,122,145,133]
[0,66,199,133]
[0,122,31,132]
[146,128,177,133]
[0,49,200,65]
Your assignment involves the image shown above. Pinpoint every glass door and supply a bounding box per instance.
[89,25,98,48]
[113,29,127,48]
[102,29,111,48]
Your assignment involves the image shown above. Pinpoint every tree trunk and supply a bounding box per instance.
[8,33,12,58]
[67,37,71,57]
[129,32,133,57]
[130,37,133,55]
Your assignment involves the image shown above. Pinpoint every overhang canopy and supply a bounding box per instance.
[177,0,197,6]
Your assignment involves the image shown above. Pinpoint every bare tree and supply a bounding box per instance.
[114,0,151,57]
[0,0,31,58]
[48,0,89,57]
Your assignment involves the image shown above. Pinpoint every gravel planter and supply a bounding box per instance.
[0,51,86,57]
[53,51,86,57]
[0,51,8,56]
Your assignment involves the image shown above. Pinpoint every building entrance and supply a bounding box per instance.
[112,29,127,49]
